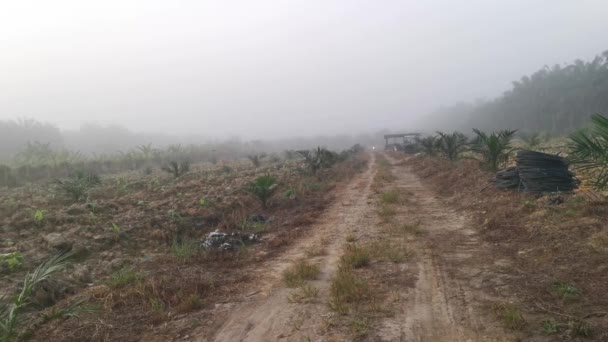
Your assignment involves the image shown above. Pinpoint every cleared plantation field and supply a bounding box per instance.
[3,127,608,342]
[0,150,367,341]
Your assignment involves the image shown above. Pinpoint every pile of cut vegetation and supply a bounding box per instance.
[495,150,579,193]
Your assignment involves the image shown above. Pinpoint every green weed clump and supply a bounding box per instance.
[171,239,199,262]
[551,282,580,300]
[109,267,142,289]
[198,197,211,207]
[0,252,24,273]
[542,319,559,335]
[493,303,526,330]
[33,209,47,226]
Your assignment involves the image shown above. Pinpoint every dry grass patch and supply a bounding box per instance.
[287,284,319,304]
[377,204,396,223]
[304,243,326,258]
[340,244,371,268]
[493,303,526,330]
[372,157,395,192]
[283,259,321,287]
[567,319,593,338]
[367,238,412,263]
[380,189,400,204]
[589,231,608,252]
[148,297,168,324]
[329,242,373,315]
[349,316,371,339]
[376,242,411,263]
[328,266,370,315]
[391,221,424,236]
[345,233,357,242]
[175,293,204,314]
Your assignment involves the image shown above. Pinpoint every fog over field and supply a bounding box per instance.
[6,3,608,340]
[1,1,608,140]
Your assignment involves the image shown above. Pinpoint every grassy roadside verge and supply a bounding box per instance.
[406,155,608,340]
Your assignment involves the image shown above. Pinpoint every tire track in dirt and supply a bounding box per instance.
[200,153,377,342]
[378,153,514,342]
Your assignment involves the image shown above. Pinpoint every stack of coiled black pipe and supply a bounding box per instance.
[495,150,579,193]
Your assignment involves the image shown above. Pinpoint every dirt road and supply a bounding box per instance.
[379,153,512,341]
[201,152,514,341]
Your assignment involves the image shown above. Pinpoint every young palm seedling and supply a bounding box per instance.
[297,147,338,177]
[0,252,72,341]
[53,171,101,202]
[569,114,608,189]
[284,187,297,200]
[109,223,123,241]
[171,239,199,262]
[162,160,190,178]
[247,175,277,209]
[471,128,517,171]
[418,135,441,156]
[436,131,469,161]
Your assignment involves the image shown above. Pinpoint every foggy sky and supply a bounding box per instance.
[1,1,607,139]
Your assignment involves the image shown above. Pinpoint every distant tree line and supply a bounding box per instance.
[430,50,608,135]
[0,118,64,162]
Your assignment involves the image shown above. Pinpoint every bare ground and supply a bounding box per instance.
[201,153,517,341]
